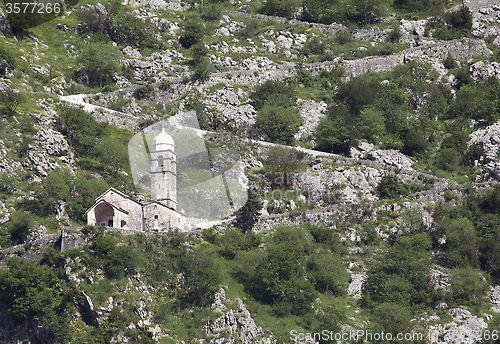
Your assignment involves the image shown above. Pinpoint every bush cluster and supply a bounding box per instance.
[251,80,302,144]
[235,225,348,316]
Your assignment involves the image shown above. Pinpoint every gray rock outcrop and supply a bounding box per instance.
[294,99,328,141]
[366,149,413,169]
[347,273,367,298]
[469,60,500,82]
[489,285,500,313]
[204,288,271,344]
[427,308,488,344]
[299,165,381,205]
[35,127,69,157]
[469,121,500,178]
[429,268,450,290]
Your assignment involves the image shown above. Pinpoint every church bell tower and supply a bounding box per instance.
[150,128,177,209]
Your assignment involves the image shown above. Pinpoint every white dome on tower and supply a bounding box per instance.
[153,128,175,150]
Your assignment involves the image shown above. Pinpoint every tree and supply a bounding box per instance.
[179,20,204,49]
[10,211,33,244]
[449,267,487,306]
[365,233,433,307]
[250,80,296,111]
[234,187,263,232]
[56,105,107,157]
[256,105,301,144]
[369,303,414,343]
[377,174,408,199]
[358,107,386,143]
[441,218,478,268]
[178,245,222,306]
[251,226,317,315]
[263,146,301,189]
[402,128,427,156]
[0,258,59,321]
[0,43,15,76]
[77,43,121,88]
[104,245,140,278]
[446,5,472,33]
[306,250,349,294]
[111,15,161,49]
[34,169,71,215]
[261,0,301,18]
[315,102,360,155]
[0,88,22,115]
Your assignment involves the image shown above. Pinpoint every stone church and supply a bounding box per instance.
[87,128,182,231]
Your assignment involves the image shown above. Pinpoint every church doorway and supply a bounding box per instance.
[94,203,115,227]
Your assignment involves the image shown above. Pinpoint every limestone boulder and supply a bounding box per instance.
[35,127,69,157]
[469,60,500,82]
[347,273,367,298]
[469,121,500,178]
[366,149,413,169]
[123,46,143,59]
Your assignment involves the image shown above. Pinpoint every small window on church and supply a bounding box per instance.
[121,220,127,227]
[158,155,164,167]
[154,215,159,220]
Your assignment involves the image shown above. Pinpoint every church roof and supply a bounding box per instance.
[95,187,144,206]
[86,198,130,215]
[144,200,182,215]
[153,128,175,147]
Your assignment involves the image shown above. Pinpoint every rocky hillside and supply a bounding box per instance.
[0,0,500,342]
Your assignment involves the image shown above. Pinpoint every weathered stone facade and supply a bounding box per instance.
[87,129,181,231]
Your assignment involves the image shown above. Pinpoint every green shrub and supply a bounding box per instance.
[0,44,15,76]
[109,14,161,49]
[306,250,349,294]
[387,24,402,43]
[365,233,433,308]
[90,233,116,257]
[402,128,427,156]
[377,174,408,199]
[446,5,472,32]
[0,258,59,321]
[76,43,121,88]
[202,5,222,22]
[440,218,478,268]
[443,53,457,70]
[180,20,204,49]
[261,0,301,18]
[315,102,360,155]
[10,211,33,244]
[0,88,23,115]
[178,245,222,306]
[256,105,301,144]
[334,30,353,45]
[358,107,386,143]
[104,245,140,278]
[191,58,211,82]
[133,85,154,100]
[207,228,261,259]
[369,303,414,343]
[250,80,296,111]
[449,267,487,306]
